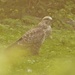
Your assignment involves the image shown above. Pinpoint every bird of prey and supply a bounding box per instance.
[6,16,52,55]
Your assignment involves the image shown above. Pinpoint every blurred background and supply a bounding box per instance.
[0,0,75,75]
[0,0,75,27]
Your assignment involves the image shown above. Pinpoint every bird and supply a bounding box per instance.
[6,16,53,55]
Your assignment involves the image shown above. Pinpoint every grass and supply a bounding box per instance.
[0,16,75,75]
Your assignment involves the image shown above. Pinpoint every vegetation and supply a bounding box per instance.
[0,0,75,18]
[0,0,75,29]
[0,0,75,75]
[0,16,75,75]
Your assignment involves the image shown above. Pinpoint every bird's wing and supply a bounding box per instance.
[8,27,44,45]
[21,27,45,44]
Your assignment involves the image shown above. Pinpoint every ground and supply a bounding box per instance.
[0,16,75,75]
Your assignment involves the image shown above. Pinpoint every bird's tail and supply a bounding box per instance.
[5,37,22,50]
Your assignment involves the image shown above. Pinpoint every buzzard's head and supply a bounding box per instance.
[42,16,52,25]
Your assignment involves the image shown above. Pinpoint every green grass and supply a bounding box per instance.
[0,17,75,75]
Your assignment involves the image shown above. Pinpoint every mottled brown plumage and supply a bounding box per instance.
[6,16,52,55]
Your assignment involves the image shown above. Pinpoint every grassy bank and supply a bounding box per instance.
[0,17,75,75]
